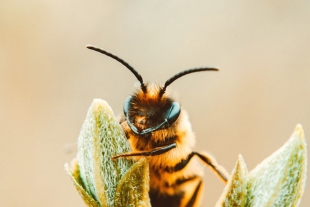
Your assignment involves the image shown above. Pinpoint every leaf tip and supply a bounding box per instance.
[294,124,305,140]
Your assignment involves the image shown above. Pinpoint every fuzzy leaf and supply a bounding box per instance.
[215,155,248,207]
[65,159,101,207]
[114,158,151,207]
[245,124,307,207]
[77,99,135,206]
[215,124,307,207]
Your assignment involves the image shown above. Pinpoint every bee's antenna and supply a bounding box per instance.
[159,67,219,97]
[86,45,147,93]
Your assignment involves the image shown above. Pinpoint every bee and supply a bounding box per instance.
[87,45,229,207]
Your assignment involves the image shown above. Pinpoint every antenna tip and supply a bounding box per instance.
[86,44,95,49]
[207,67,220,72]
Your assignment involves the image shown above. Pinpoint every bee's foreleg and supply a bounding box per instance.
[195,151,230,183]
[111,143,177,159]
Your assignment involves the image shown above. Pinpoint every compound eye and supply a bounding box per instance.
[165,102,181,125]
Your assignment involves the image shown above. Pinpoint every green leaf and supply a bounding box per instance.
[65,159,101,207]
[215,124,307,207]
[66,99,152,207]
[76,99,135,206]
[245,124,307,207]
[114,158,151,207]
[215,155,248,207]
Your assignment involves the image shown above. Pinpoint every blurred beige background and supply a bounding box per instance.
[1,1,309,206]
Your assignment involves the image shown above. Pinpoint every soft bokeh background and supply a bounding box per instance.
[1,1,309,206]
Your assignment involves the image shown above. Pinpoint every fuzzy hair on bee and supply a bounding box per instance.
[87,45,230,207]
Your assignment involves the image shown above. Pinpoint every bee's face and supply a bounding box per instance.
[132,102,169,129]
[133,109,153,129]
[124,85,180,135]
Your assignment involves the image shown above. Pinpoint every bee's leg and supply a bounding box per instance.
[185,179,203,207]
[168,151,229,183]
[195,151,229,183]
[112,143,177,159]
